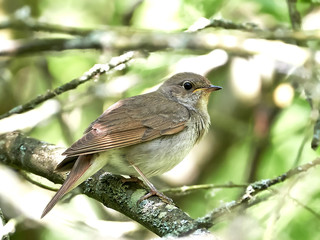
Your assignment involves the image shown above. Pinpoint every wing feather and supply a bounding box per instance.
[62,92,190,158]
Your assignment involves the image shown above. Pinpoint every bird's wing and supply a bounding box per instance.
[44,93,189,217]
[62,92,190,158]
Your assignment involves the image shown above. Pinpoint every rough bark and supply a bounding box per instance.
[0,132,215,238]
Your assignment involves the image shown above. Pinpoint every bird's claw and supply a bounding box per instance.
[138,190,174,205]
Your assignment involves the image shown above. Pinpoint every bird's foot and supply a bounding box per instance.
[138,189,174,205]
[121,176,145,187]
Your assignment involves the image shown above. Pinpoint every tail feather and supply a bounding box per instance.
[41,155,93,218]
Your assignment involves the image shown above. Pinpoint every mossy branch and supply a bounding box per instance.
[1,131,319,236]
[0,132,215,238]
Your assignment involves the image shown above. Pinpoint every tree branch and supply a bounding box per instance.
[196,158,320,226]
[162,182,247,195]
[0,17,92,36]
[0,51,137,120]
[0,132,213,238]
[1,27,320,57]
[286,0,302,31]
[187,17,262,33]
[1,131,318,236]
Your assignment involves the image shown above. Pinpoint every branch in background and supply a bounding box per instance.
[0,208,10,240]
[2,16,310,40]
[19,171,60,192]
[0,18,92,36]
[288,194,320,220]
[0,16,262,36]
[0,51,137,120]
[0,132,213,238]
[292,121,311,167]
[1,25,320,57]
[196,158,320,226]
[187,17,262,32]
[312,118,320,150]
[286,0,302,31]
[162,182,247,195]
[122,0,144,26]
[285,0,320,155]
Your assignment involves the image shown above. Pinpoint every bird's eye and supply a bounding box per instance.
[183,81,193,90]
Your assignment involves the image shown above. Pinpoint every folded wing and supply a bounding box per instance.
[61,92,190,158]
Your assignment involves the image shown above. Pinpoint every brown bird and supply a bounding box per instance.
[41,72,221,218]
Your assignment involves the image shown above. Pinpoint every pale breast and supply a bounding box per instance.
[96,113,209,178]
[125,126,198,177]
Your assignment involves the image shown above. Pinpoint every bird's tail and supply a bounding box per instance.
[41,154,106,218]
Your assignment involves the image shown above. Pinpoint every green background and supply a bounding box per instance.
[0,0,319,239]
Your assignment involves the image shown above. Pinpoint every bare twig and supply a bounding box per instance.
[0,51,136,120]
[162,182,247,195]
[245,158,320,197]
[293,125,311,167]
[187,18,262,33]
[286,0,302,31]
[0,18,92,36]
[1,27,320,57]
[19,171,59,192]
[312,118,320,150]
[288,194,320,220]
[196,158,320,225]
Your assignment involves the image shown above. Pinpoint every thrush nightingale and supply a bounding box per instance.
[41,72,222,218]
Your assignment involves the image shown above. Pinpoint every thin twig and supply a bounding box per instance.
[286,0,302,31]
[187,18,262,33]
[162,183,247,195]
[288,194,320,220]
[243,158,320,198]
[292,124,311,167]
[19,170,59,192]
[0,51,137,120]
[196,158,320,226]
[0,18,92,36]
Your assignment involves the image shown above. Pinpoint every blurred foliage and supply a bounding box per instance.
[0,0,320,239]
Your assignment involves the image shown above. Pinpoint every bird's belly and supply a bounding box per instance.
[95,127,198,177]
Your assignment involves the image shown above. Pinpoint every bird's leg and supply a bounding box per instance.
[121,175,145,187]
[129,162,173,204]
[92,169,106,180]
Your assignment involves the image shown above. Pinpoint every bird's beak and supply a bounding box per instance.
[206,85,222,92]
[193,85,222,93]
